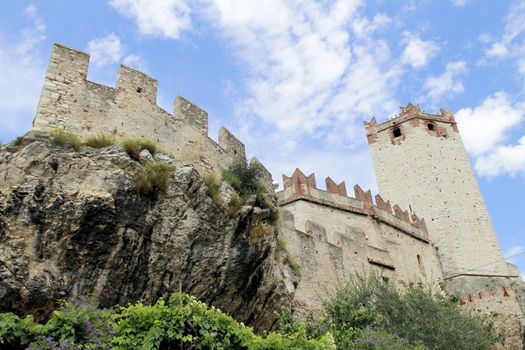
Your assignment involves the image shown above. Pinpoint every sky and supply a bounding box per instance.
[0,0,523,279]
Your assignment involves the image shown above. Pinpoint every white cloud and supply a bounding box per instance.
[401,32,439,69]
[456,92,524,156]
[423,61,466,101]
[475,137,525,177]
[123,54,147,71]
[208,0,401,144]
[0,5,46,142]
[86,33,148,77]
[108,0,191,39]
[485,42,508,58]
[450,0,470,7]
[456,92,525,177]
[87,33,123,67]
[481,2,525,82]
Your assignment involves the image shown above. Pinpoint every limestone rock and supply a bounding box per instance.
[138,149,154,164]
[0,133,292,331]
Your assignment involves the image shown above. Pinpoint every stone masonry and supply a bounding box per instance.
[277,169,443,316]
[28,44,525,348]
[32,44,246,173]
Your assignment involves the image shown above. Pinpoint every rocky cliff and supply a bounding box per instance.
[0,131,292,331]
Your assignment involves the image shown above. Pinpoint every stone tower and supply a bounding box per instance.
[365,103,517,293]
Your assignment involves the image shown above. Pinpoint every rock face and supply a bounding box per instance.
[0,131,291,331]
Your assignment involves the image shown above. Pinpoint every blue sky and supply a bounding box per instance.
[0,0,523,279]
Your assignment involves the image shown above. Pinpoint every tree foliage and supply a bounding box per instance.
[279,275,499,350]
[0,293,335,350]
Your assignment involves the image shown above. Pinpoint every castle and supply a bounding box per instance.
[32,44,525,348]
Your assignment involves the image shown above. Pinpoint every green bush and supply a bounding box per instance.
[0,293,334,349]
[122,138,159,160]
[324,275,498,350]
[223,161,272,207]
[136,161,173,194]
[84,133,115,148]
[278,275,498,350]
[11,136,24,146]
[50,129,81,150]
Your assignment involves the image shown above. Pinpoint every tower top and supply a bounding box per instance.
[364,103,459,145]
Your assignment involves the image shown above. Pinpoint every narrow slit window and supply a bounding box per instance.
[393,127,401,138]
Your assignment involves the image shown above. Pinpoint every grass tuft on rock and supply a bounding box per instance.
[249,222,275,245]
[203,172,222,206]
[84,133,115,148]
[136,161,173,194]
[50,129,81,150]
[122,138,159,160]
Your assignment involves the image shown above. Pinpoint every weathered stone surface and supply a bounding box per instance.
[138,149,154,164]
[0,133,291,331]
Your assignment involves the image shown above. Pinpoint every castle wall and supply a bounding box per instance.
[459,286,524,350]
[33,44,246,173]
[365,104,512,279]
[277,169,443,316]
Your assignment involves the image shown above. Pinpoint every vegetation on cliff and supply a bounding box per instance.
[280,275,499,350]
[0,293,335,349]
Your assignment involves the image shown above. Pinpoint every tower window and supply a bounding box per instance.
[427,122,435,131]
[136,87,142,93]
[393,127,401,138]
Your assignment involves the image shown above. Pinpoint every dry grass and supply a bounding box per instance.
[249,222,275,245]
[50,129,81,150]
[284,255,301,275]
[203,172,222,206]
[122,138,159,160]
[136,161,173,194]
[84,133,115,148]
[226,192,242,217]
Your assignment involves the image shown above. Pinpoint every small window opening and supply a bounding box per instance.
[427,122,435,131]
[136,87,142,93]
[393,127,401,138]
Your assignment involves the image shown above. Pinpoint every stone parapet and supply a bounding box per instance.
[32,43,247,173]
[277,168,429,242]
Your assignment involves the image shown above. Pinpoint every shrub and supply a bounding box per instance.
[11,136,24,146]
[0,293,334,349]
[136,161,173,194]
[84,133,115,148]
[203,172,222,206]
[223,161,269,202]
[122,138,159,160]
[323,275,498,350]
[50,129,81,150]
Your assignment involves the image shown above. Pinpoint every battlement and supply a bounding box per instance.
[364,103,458,144]
[32,43,246,172]
[277,168,429,241]
[459,286,512,305]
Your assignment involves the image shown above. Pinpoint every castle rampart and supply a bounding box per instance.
[277,168,443,317]
[277,168,429,241]
[33,44,246,173]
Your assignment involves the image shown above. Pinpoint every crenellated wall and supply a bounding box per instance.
[277,168,443,317]
[32,44,246,173]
